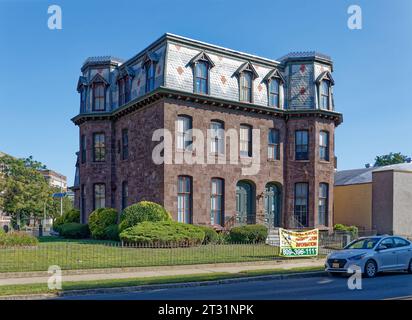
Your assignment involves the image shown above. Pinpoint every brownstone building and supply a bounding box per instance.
[72,34,342,230]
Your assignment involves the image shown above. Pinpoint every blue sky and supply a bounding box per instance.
[0,0,411,185]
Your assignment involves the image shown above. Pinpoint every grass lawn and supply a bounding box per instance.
[0,266,324,297]
[0,237,285,273]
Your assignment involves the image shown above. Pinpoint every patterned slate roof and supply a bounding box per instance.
[335,163,412,186]
[278,51,332,62]
[83,56,124,65]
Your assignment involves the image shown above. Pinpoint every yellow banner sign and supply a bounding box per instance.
[279,228,319,257]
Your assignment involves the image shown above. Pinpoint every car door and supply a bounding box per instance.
[376,238,397,270]
[393,237,412,269]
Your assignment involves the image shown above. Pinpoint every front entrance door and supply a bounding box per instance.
[236,181,254,224]
[264,183,281,228]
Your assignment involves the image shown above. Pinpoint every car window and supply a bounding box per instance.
[394,237,410,248]
[379,238,395,249]
[345,238,379,249]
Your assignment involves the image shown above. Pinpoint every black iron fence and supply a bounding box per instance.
[0,230,378,274]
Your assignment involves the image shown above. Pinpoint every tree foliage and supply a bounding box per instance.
[373,152,409,167]
[0,155,72,227]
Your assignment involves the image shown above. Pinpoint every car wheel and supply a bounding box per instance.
[408,260,412,274]
[364,260,377,278]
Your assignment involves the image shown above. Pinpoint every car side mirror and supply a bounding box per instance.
[376,244,386,251]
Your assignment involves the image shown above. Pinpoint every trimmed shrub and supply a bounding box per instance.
[53,209,80,233]
[334,224,359,236]
[229,225,268,243]
[119,201,172,232]
[59,223,90,239]
[88,208,118,239]
[0,231,38,247]
[197,225,218,244]
[119,221,205,246]
[104,224,120,241]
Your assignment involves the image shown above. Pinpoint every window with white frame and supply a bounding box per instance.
[240,72,253,102]
[268,129,280,160]
[178,176,192,224]
[319,131,329,161]
[268,79,280,108]
[318,183,328,226]
[240,125,252,157]
[195,61,208,94]
[177,116,192,151]
[210,178,224,226]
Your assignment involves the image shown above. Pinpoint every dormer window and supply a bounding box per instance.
[264,68,285,109]
[189,51,215,95]
[320,80,330,109]
[89,73,108,112]
[142,51,159,94]
[195,61,208,94]
[92,83,105,111]
[145,62,155,92]
[235,61,258,103]
[240,72,253,102]
[316,70,334,110]
[269,79,279,108]
[118,76,131,106]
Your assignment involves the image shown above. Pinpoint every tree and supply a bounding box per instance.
[0,155,54,227]
[373,152,409,167]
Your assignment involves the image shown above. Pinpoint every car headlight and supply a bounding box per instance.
[348,253,366,261]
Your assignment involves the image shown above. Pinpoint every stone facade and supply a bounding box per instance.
[72,34,342,230]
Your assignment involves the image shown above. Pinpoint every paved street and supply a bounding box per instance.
[60,272,412,300]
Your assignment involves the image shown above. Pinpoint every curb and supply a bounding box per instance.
[0,270,327,300]
[57,271,327,298]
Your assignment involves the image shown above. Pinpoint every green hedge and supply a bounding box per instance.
[53,209,80,233]
[119,201,172,232]
[88,208,118,239]
[59,223,90,239]
[0,231,38,247]
[120,221,205,246]
[334,224,359,236]
[197,225,219,244]
[104,224,120,241]
[229,225,268,243]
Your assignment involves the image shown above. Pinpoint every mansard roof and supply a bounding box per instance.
[263,68,286,84]
[76,76,88,92]
[188,51,215,68]
[89,73,109,85]
[81,56,124,72]
[234,61,259,79]
[117,66,135,80]
[316,70,335,85]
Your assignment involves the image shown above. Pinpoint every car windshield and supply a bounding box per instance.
[345,238,379,250]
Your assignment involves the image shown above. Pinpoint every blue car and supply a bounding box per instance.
[325,235,412,278]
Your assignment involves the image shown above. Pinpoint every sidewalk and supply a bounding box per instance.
[0,258,325,286]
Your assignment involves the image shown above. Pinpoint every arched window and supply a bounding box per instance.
[318,183,329,226]
[178,176,192,224]
[210,121,224,155]
[195,61,208,94]
[240,71,253,102]
[177,115,192,151]
[210,178,224,226]
[320,80,330,109]
[268,79,280,108]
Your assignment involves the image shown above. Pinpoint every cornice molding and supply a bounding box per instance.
[72,87,343,126]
